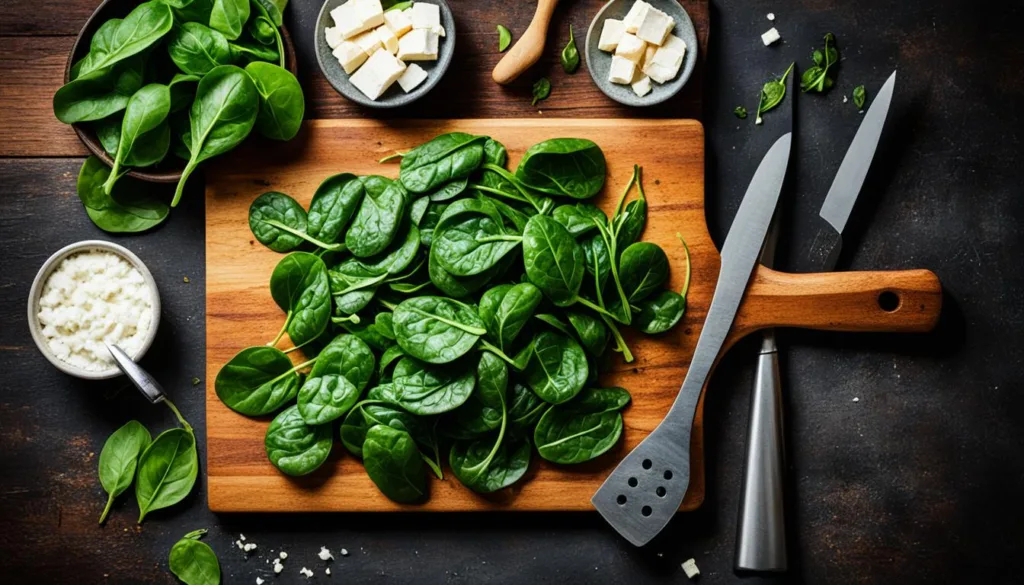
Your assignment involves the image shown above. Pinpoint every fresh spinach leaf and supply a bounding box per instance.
[478,282,542,351]
[515,138,605,199]
[167,22,232,75]
[393,296,486,363]
[497,25,512,52]
[341,400,440,477]
[346,176,408,257]
[756,62,794,124]
[428,178,469,202]
[297,374,359,426]
[253,0,288,26]
[363,425,427,503]
[77,156,170,233]
[450,437,529,494]
[392,356,475,415]
[552,203,606,238]
[531,77,550,106]
[248,191,307,252]
[566,310,609,356]
[269,252,331,347]
[534,392,626,464]
[634,290,685,334]
[561,25,580,74]
[54,56,146,124]
[522,214,585,307]
[445,352,508,439]
[310,334,376,392]
[136,427,198,522]
[265,405,333,476]
[432,212,520,277]
[853,84,866,109]
[98,420,151,524]
[245,62,304,141]
[210,0,250,40]
[507,383,545,436]
[104,83,171,192]
[618,241,670,304]
[399,133,487,194]
[801,33,838,93]
[214,346,306,415]
[734,106,748,119]
[168,529,221,585]
[523,330,589,404]
[73,1,174,79]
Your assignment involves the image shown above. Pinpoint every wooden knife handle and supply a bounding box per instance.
[731,267,943,340]
[492,0,561,85]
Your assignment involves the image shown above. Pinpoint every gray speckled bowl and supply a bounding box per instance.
[315,0,455,108]
[585,0,698,107]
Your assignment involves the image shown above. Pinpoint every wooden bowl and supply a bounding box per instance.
[64,0,299,183]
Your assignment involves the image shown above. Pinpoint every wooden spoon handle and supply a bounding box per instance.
[731,267,943,339]
[492,0,561,85]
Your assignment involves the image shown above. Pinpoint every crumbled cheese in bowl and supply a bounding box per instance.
[35,248,155,373]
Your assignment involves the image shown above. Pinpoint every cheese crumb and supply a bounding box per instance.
[843,95,849,103]
[682,558,700,579]
[767,12,776,21]
[279,552,288,560]
[240,534,246,541]
[326,568,332,575]
[853,397,860,402]
[300,567,314,578]
[256,578,264,585]
[244,543,257,552]
[273,561,284,574]
[319,546,334,561]
[340,548,349,556]
[761,27,781,46]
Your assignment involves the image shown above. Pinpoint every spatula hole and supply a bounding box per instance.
[628,477,638,488]
[656,486,666,497]
[663,470,673,480]
[641,505,652,517]
[642,459,652,469]
[617,494,627,505]
[878,291,901,312]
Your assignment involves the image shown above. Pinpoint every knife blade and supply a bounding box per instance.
[810,70,897,270]
[592,131,793,547]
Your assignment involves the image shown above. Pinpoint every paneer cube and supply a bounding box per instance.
[643,34,685,82]
[352,29,382,55]
[397,28,439,61]
[349,48,407,100]
[631,75,652,97]
[325,26,343,49]
[608,55,636,84]
[332,0,385,40]
[598,19,625,52]
[410,3,441,30]
[397,63,429,92]
[622,0,650,34]
[661,33,687,54]
[614,32,646,64]
[636,6,674,46]
[375,25,399,54]
[383,7,413,37]
[761,27,780,46]
[355,0,385,30]
[333,41,368,74]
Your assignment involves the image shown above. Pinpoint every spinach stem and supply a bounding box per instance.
[269,314,290,347]
[612,166,640,219]
[478,339,526,370]
[162,397,192,433]
[99,493,115,525]
[330,313,361,325]
[480,164,551,213]
[172,159,198,207]
[265,219,345,251]
[676,233,692,299]
[421,454,444,479]
[378,152,406,163]
[290,357,318,373]
[575,296,622,323]
[595,222,632,324]
[478,235,523,243]
[601,315,634,363]
[377,298,398,311]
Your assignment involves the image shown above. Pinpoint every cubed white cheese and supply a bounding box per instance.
[614,32,646,64]
[356,0,385,29]
[597,18,625,52]
[397,28,439,61]
[397,63,428,92]
[332,0,384,40]
[643,54,682,83]
[761,27,781,46]
[410,3,441,30]
[682,558,700,579]
[636,6,674,46]
[608,55,636,84]
[661,33,687,54]
[325,26,343,49]
[333,41,368,73]
[352,29,382,55]
[622,0,650,34]
[349,48,406,99]
[631,75,652,97]
[375,25,399,54]
[383,8,413,37]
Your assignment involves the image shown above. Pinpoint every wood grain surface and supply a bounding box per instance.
[204,119,941,513]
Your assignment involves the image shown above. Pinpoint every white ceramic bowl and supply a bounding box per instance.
[27,240,161,380]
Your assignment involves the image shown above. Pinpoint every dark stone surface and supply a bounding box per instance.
[2,0,1023,584]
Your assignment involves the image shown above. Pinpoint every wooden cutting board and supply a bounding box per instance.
[205,119,941,512]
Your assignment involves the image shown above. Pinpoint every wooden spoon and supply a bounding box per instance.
[492,0,561,84]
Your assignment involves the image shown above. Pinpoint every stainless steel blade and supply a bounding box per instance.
[818,71,897,236]
[592,133,793,547]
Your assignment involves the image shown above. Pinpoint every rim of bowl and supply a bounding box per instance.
[64,0,299,183]
[584,0,699,107]
[314,0,455,108]
[27,240,162,380]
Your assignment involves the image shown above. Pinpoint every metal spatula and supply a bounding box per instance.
[592,131,794,547]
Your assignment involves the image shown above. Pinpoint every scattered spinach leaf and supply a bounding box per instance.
[561,25,580,74]
[168,529,221,585]
[98,420,151,524]
[756,62,794,124]
[531,77,551,106]
[497,25,512,52]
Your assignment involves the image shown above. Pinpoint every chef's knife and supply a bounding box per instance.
[592,131,793,547]
[735,70,897,572]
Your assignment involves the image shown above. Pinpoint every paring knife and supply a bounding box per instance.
[734,70,898,572]
[592,130,794,547]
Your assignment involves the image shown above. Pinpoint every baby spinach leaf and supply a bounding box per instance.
[734,106,748,119]
[618,241,670,304]
[310,334,376,392]
[445,352,508,439]
[363,425,427,503]
[515,138,605,199]
[523,330,588,404]
[168,529,221,585]
[174,64,259,206]
[801,33,838,93]
[566,310,609,357]
[248,191,307,252]
[853,84,866,109]
[54,56,145,124]
[409,196,430,225]
[253,0,288,27]
[552,203,606,238]
[94,114,122,155]
[507,383,546,436]
[167,22,232,75]
[478,282,543,350]
[450,437,529,493]
[297,374,359,425]
[522,215,585,307]
[534,404,624,464]
[74,1,174,79]
[497,25,512,52]
[210,0,250,40]
[98,420,151,524]
[392,357,475,415]
[432,213,521,277]
[77,156,170,233]
[531,77,550,106]
[269,252,330,347]
[427,246,502,298]
[419,201,447,247]
[581,232,611,293]
[757,62,794,124]
[136,427,198,522]
[356,222,421,275]
[338,314,396,351]
[214,346,304,415]
[428,177,469,202]
[174,0,215,23]
[248,12,278,45]
[393,296,487,364]
[634,290,685,334]
[105,83,171,192]
[399,133,487,194]
[245,62,304,141]
[483,137,508,166]
[265,405,333,476]
[561,25,580,74]
[340,400,438,469]
[346,176,408,257]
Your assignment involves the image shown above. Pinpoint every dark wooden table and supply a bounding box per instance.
[2,1,1023,583]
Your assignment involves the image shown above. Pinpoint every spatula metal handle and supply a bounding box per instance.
[735,329,787,572]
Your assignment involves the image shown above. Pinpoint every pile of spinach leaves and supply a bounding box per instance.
[217,132,692,502]
[54,0,303,233]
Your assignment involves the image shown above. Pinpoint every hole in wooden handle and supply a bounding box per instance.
[878,291,901,312]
